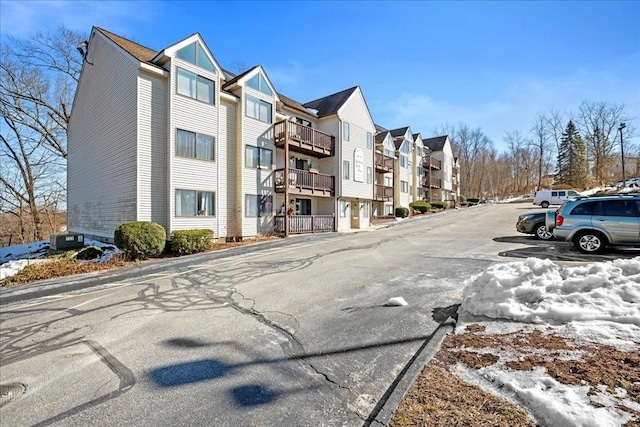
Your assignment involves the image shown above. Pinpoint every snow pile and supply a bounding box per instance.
[460,257,640,326]
[458,257,640,427]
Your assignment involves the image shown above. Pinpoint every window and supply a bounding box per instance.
[247,73,273,96]
[295,198,311,215]
[245,194,273,217]
[177,67,214,104]
[401,181,409,193]
[246,95,272,123]
[343,160,350,180]
[295,117,312,127]
[343,122,350,141]
[571,202,603,216]
[366,167,372,184]
[245,146,273,169]
[603,200,638,217]
[385,204,393,216]
[176,189,215,216]
[400,156,408,168]
[176,129,214,160]
[384,176,393,187]
[363,202,369,218]
[340,200,347,217]
[367,132,373,149]
[176,42,216,73]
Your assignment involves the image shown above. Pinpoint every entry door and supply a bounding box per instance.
[351,201,360,229]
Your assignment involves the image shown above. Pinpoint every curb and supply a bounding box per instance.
[366,316,457,426]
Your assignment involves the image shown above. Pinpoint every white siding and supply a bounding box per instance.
[168,57,220,233]
[338,89,375,201]
[220,99,237,239]
[67,33,139,241]
[137,71,168,231]
[240,86,276,237]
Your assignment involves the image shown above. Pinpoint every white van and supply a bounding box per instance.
[533,189,579,208]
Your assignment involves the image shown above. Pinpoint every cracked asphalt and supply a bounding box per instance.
[3,203,636,426]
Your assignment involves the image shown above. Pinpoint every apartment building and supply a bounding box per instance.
[67,27,377,241]
[422,135,460,202]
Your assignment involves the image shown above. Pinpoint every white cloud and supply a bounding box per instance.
[0,1,157,39]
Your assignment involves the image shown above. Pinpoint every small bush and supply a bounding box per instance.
[114,221,166,260]
[395,207,410,218]
[170,229,214,255]
[409,200,431,213]
[459,195,467,203]
[430,201,448,210]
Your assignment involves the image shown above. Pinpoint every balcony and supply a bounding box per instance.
[423,156,441,170]
[422,176,441,188]
[375,152,394,173]
[274,120,334,158]
[274,168,334,197]
[374,184,394,201]
[275,215,335,235]
[452,183,458,192]
[452,167,459,176]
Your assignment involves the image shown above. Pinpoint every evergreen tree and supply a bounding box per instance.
[556,120,589,188]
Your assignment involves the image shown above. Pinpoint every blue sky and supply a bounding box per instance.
[1,0,639,150]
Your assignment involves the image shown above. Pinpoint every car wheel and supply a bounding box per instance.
[573,231,607,254]
[540,201,550,208]
[534,223,554,240]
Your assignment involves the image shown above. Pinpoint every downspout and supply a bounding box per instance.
[336,118,342,232]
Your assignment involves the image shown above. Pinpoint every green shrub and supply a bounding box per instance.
[430,201,448,210]
[114,221,166,260]
[409,200,431,213]
[395,207,410,218]
[459,195,467,203]
[170,229,214,255]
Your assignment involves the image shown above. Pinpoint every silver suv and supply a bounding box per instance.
[546,194,640,254]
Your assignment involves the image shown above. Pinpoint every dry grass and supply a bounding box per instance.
[391,324,640,427]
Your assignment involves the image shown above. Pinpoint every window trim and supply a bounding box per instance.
[343,160,350,180]
[343,122,350,141]
[245,95,273,124]
[176,67,215,105]
[175,189,216,217]
[175,129,215,161]
[245,145,273,169]
[245,194,273,217]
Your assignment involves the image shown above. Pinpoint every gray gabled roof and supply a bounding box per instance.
[278,93,318,117]
[303,86,358,117]
[95,27,159,65]
[423,135,448,151]
[389,127,410,138]
[221,65,260,89]
[375,124,389,134]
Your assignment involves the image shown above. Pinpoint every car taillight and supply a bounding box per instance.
[556,215,564,226]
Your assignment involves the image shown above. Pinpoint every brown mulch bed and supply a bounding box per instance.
[390,324,640,427]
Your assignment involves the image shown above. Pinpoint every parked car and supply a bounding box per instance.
[546,194,640,254]
[533,189,579,208]
[516,211,555,240]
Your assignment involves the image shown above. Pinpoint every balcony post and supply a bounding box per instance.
[284,121,290,237]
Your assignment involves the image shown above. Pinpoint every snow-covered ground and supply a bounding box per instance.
[0,239,122,280]
[458,257,640,427]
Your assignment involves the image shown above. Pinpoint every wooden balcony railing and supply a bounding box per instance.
[274,168,334,196]
[422,176,441,188]
[274,120,334,158]
[452,183,458,192]
[424,156,441,170]
[374,184,394,201]
[375,152,394,173]
[452,167,459,176]
[274,215,335,235]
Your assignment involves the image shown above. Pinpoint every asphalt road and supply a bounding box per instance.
[1,202,638,426]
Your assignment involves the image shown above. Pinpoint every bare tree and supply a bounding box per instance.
[530,113,555,189]
[573,100,629,185]
[0,26,83,243]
